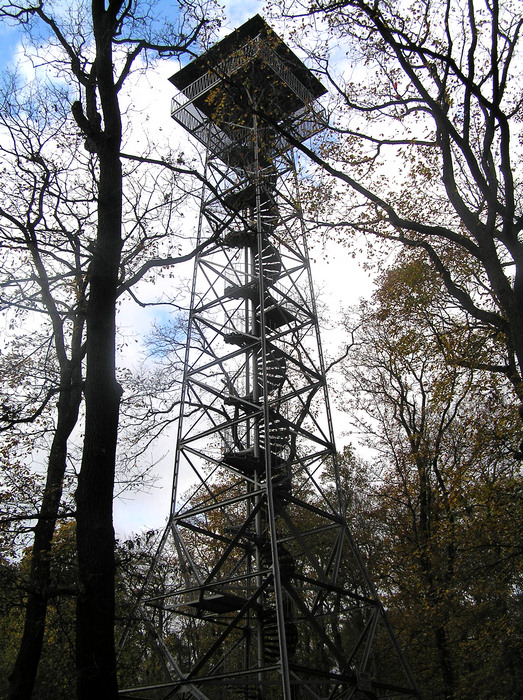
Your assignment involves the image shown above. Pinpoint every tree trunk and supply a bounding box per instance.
[8,364,83,700]
[415,456,456,700]
[73,3,124,695]
[75,147,123,700]
[510,265,523,401]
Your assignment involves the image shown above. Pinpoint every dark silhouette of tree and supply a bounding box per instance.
[0,77,88,700]
[0,1,216,696]
[272,0,523,413]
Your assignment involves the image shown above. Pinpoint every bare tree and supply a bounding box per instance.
[0,1,217,696]
[272,0,523,409]
[0,76,89,700]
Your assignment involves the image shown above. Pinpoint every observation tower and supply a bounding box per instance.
[120,15,418,700]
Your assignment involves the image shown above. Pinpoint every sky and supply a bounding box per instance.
[0,0,373,538]
[0,16,22,68]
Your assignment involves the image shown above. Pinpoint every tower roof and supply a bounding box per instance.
[169,14,326,100]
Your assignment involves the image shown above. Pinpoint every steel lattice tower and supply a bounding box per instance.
[120,15,418,700]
